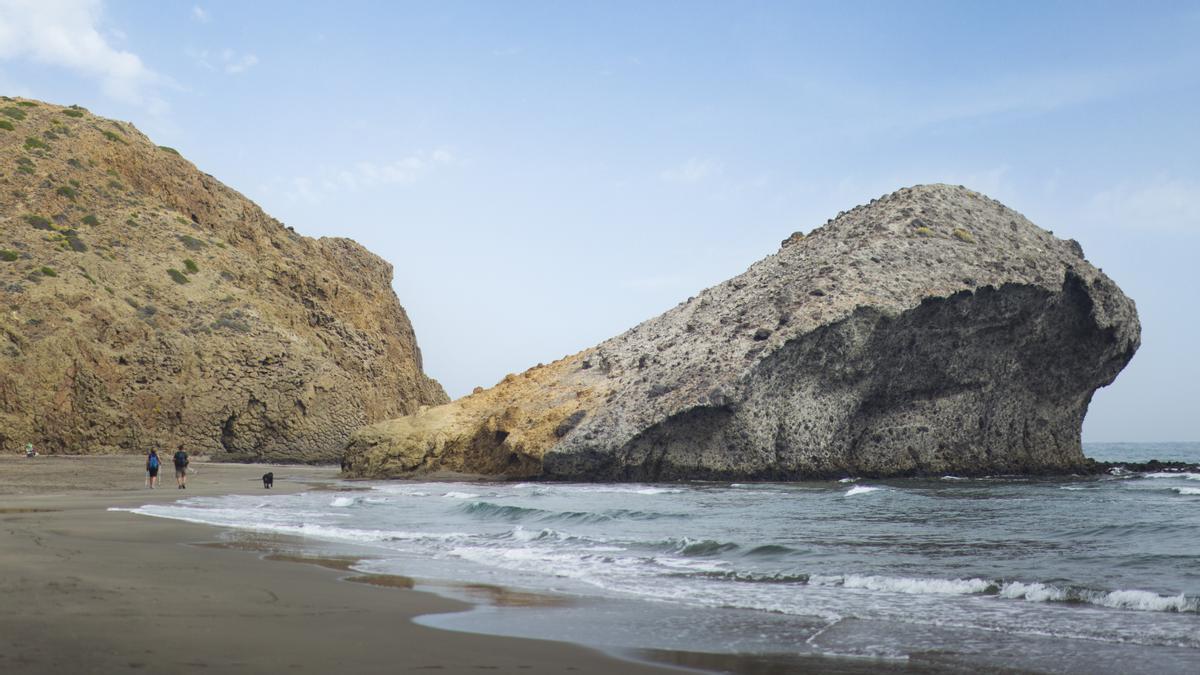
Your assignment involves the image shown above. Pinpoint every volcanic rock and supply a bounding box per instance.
[0,98,447,461]
[343,184,1139,480]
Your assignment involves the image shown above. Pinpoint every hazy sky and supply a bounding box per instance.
[1,1,1197,441]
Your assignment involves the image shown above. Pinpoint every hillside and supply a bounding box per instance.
[0,97,447,461]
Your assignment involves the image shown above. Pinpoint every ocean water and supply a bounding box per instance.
[121,442,1200,673]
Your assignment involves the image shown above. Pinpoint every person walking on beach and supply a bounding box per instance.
[173,445,189,489]
[145,449,161,488]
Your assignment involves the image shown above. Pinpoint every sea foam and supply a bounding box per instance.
[812,574,993,595]
[803,574,1200,613]
[844,485,881,496]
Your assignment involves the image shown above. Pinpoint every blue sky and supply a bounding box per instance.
[2,1,1197,441]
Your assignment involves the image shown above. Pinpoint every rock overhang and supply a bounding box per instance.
[343,183,1139,480]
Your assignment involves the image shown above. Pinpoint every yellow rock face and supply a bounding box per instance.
[344,351,609,478]
[0,98,446,460]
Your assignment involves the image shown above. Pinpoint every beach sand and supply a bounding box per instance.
[0,455,681,674]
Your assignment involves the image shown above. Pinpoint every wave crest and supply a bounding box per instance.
[806,575,1199,613]
[844,485,882,497]
[460,501,547,522]
[1000,581,1199,612]
[663,537,740,557]
[813,574,996,595]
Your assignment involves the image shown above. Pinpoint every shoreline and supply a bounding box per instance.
[7,455,1191,673]
[0,456,684,674]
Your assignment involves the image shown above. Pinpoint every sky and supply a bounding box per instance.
[1,1,1197,442]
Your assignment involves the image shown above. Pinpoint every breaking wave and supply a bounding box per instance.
[460,501,548,521]
[777,574,1199,613]
[662,537,740,557]
[998,581,1199,612]
[844,485,882,496]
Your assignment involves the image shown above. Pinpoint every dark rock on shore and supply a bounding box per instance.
[1085,460,1200,475]
[343,184,1139,480]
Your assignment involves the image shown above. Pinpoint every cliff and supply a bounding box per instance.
[0,97,447,461]
[343,184,1138,480]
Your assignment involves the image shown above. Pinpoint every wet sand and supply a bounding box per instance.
[0,456,680,674]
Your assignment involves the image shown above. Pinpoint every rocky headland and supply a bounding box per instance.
[0,98,446,461]
[343,184,1139,480]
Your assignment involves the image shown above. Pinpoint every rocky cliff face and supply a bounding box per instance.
[0,98,447,461]
[343,184,1138,480]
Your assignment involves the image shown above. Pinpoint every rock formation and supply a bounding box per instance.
[0,98,447,461]
[343,184,1138,480]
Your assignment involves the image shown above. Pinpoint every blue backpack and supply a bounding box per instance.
[149,454,159,470]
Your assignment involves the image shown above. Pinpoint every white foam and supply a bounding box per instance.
[844,485,881,497]
[442,491,480,499]
[724,570,1200,614]
[507,526,567,542]
[329,496,358,507]
[652,556,730,574]
[998,582,1198,613]
[448,545,595,580]
[813,574,992,595]
[838,477,859,483]
[999,581,1066,602]
[368,483,468,497]
[1143,472,1200,481]
[1093,589,1197,612]
[120,502,471,546]
[1129,483,1200,495]
[940,475,968,481]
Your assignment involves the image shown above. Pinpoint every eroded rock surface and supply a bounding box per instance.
[0,98,447,461]
[344,184,1138,480]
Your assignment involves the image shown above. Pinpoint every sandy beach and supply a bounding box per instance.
[0,456,680,674]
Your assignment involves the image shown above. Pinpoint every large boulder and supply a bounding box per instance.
[0,98,447,461]
[343,184,1139,480]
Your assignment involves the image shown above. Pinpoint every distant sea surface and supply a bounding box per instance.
[124,442,1200,673]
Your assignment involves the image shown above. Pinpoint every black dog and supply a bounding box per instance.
[262,472,274,489]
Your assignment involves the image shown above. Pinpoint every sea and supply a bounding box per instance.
[119,442,1200,673]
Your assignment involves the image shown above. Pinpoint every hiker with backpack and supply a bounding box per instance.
[146,449,161,488]
[173,445,190,489]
